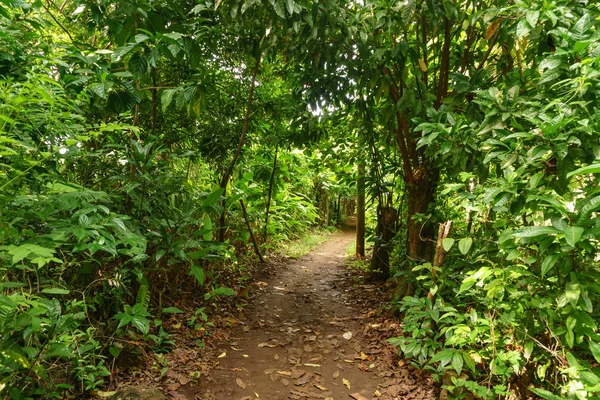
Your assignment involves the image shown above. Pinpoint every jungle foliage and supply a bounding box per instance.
[1,0,600,398]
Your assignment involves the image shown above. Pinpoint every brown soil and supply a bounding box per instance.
[169,231,437,400]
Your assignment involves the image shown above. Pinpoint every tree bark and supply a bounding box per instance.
[217,60,260,242]
[239,199,264,263]
[428,220,452,302]
[406,167,437,263]
[356,161,366,258]
[370,204,397,281]
[263,145,278,240]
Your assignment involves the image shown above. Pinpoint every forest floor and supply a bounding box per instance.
[166,230,437,400]
[111,230,437,399]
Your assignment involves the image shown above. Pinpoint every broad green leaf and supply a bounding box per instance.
[442,238,454,251]
[567,164,600,178]
[566,282,581,308]
[512,226,560,238]
[430,348,455,364]
[572,14,591,41]
[131,315,150,335]
[529,388,563,400]
[462,352,476,372]
[565,329,574,348]
[458,237,472,255]
[452,352,463,374]
[202,188,224,208]
[41,288,70,295]
[190,264,205,285]
[562,226,583,247]
[272,0,285,18]
[161,89,176,112]
[162,307,184,314]
[203,215,213,241]
[129,52,148,76]
[541,254,559,278]
[524,341,534,360]
[211,287,236,297]
[285,0,294,14]
[577,195,600,224]
[589,341,600,363]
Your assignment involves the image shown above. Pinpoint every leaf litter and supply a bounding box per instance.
[163,232,436,399]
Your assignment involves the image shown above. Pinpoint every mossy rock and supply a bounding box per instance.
[108,386,167,400]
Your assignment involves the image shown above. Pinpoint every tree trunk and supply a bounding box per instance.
[370,204,397,281]
[217,60,260,242]
[356,162,366,257]
[263,146,278,240]
[406,166,436,263]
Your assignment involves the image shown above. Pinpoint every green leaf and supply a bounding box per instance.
[452,352,463,374]
[203,215,213,241]
[512,226,560,238]
[161,88,176,112]
[285,0,294,14]
[529,388,563,400]
[567,163,600,178]
[162,307,184,314]
[202,188,224,209]
[190,264,205,285]
[577,195,600,224]
[541,254,559,278]
[562,226,583,247]
[272,0,285,18]
[41,288,70,295]
[129,52,148,77]
[589,341,600,363]
[565,329,574,348]
[524,341,534,360]
[131,315,150,335]
[211,287,236,297]
[572,14,591,41]
[566,282,581,308]
[442,238,454,251]
[430,348,455,364]
[458,237,473,255]
[462,352,476,372]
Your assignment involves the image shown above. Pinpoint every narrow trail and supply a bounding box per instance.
[194,231,435,400]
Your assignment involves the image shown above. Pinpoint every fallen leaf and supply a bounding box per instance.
[349,393,369,400]
[314,384,328,391]
[332,371,340,379]
[343,331,352,340]
[236,377,247,389]
[374,389,382,397]
[258,342,277,348]
[97,391,117,398]
[303,363,321,367]
[218,352,227,358]
[343,378,351,390]
[167,383,180,391]
[179,375,189,385]
[291,370,306,379]
[276,370,292,376]
[294,373,313,386]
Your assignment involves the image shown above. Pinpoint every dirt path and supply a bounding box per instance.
[193,231,435,400]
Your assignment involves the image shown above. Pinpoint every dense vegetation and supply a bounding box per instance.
[1,0,600,398]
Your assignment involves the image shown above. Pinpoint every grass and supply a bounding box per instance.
[277,228,335,259]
